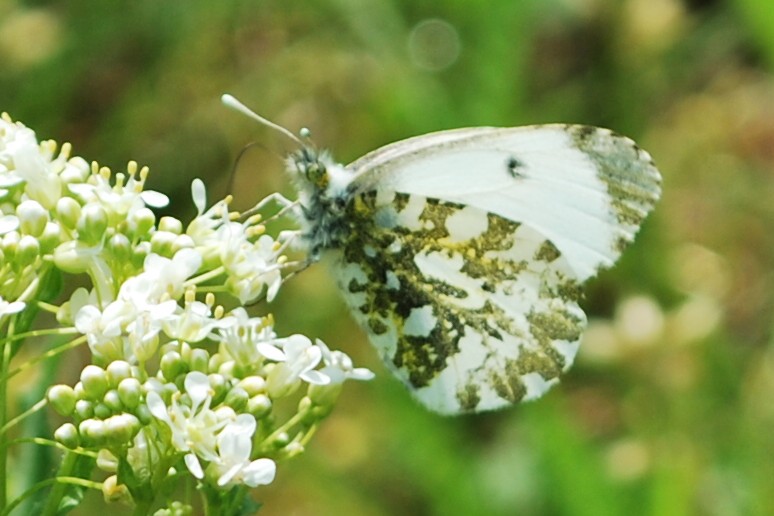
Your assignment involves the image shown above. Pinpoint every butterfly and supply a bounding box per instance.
[223,95,662,415]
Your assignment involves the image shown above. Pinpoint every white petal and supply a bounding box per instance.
[191,179,206,214]
[184,453,204,479]
[242,458,277,487]
[300,370,330,386]
[256,343,286,362]
[145,391,170,421]
[184,371,211,407]
[140,190,170,208]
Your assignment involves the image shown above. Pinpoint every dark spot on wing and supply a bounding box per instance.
[506,156,525,178]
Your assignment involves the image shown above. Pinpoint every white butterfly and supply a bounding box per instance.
[223,95,661,415]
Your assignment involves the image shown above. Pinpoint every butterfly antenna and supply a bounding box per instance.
[222,94,304,148]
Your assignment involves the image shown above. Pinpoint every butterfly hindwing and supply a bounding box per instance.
[331,189,587,414]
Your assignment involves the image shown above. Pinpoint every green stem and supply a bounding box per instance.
[40,450,80,516]
[0,398,46,435]
[0,316,16,509]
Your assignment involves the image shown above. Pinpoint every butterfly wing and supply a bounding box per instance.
[332,125,660,414]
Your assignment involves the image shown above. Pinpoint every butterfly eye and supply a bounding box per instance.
[305,161,327,186]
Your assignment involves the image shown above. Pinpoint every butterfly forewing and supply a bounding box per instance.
[347,124,661,281]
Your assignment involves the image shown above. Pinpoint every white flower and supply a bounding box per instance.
[213,414,276,488]
[146,372,225,479]
[317,339,375,384]
[162,299,221,343]
[220,226,282,303]
[266,334,328,398]
[0,122,62,208]
[67,162,168,219]
[120,249,202,304]
[217,308,280,366]
[74,299,134,359]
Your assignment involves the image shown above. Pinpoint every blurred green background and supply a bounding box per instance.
[3,0,774,514]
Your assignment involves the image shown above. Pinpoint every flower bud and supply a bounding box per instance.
[96,449,118,472]
[80,365,109,399]
[77,204,108,245]
[102,475,132,505]
[224,386,248,411]
[54,423,80,449]
[208,373,228,403]
[38,221,62,254]
[103,389,123,411]
[53,240,98,273]
[117,378,142,409]
[247,394,272,419]
[17,200,48,237]
[79,418,107,446]
[160,351,186,381]
[307,382,344,409]
[108,233,131,262]
[15,235,39,266]
[128,207,155,239]
[150,231,177,257]
[105,413,140,443]
[56,197,81,230]
[106,360,132,386]
[93,402,112,420]
[60,157,89,183]
[189,348,209,373]
[238,376,267,396]
[75,399,93,419]
[47,384,77,416]
[158,216,182,234]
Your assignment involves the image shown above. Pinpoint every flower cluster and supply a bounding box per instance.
[0,113,372,513]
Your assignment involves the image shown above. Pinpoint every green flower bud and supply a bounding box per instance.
[79,418,107,446]
[106,360,132,386]
[103,389,122,412]
[117,377,142,409]
[60,157,89,183]
[150,231,177,257]
[53,240,98,273]
[56,197,81,230]
[131,241,150,269]
[270,431,290,449]
[108,233,131,262]
[160,351,186,381]
[80,365,109,399]
[54,423,80,449]
[47,384,77,416]
[93,402,112,420]
[190,348,210,373]
[158,216,183,234]
[171,234,195,253]
[75,399,93,419]
[38,221,62,254]
[247,394,272,419]
[77,204,108,245]
[105,413,139,444]
[15,235,39,266]
[128,207,155,239]
[224,386,249,411]
[208,373,228,403]
[307,382,344,408]
[2,231,19,260]
[135,402,152,425]
[17,200,48,237]
[238,376,267,397]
